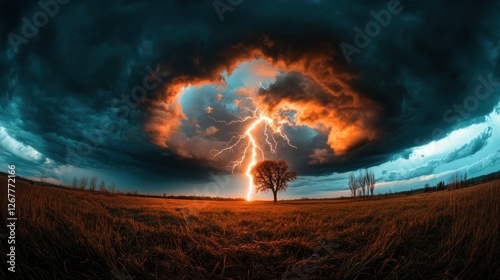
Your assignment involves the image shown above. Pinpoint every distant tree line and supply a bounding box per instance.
[71,176,117,193]
[161,194,245,201]
[348,169,376,200]
[424,171,469,193]
[449,171,468,190]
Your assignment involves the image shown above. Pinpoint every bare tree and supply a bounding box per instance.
[40,169,47,186]
[109,182,117,193]
[449,173,457,189]
[72,177,78,188]
[449,171,467,190]
[358,170,367,197]
[368,170,376,197]
[89,176,98,191]
[348,173,359,200]
[251,160,297,203]
[79,176,88,190]
[99,180,107,192]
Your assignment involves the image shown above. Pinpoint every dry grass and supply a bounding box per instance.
[1,176,499,279]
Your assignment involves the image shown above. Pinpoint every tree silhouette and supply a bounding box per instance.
[251,160,297,203]
[109,182,117,193]
[348,173,359,200]
[349,170,375,199]
[99,180,107,192]
[40,170,47,186]
[72,177,78,188]
[358,170,367,197]
[437,181,446,191]
[449,171,468,190]
[89,176,98,191]
[79,176,88,190]
[366,170,376,197]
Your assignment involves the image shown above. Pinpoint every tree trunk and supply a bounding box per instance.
[273,191,277,203]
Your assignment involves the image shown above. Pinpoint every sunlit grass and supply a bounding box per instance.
[1,176,499,279]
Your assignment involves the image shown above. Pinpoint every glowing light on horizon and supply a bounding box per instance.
[212,107,296,201]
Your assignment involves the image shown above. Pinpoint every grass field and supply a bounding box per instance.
[1,175,499,279]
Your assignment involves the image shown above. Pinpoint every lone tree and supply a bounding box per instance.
[251,160,297,203]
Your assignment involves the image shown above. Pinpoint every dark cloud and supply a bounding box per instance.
[384,159,441,182]
[0,0,499,191]
[461,148,500,175]
[383,127,494,181]
[443,127,493,163]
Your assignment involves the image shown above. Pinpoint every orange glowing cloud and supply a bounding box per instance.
[204,126,219,136]
[248,59,279,79]
[144,36,381,163]
[309,148,333,165]
[144,100,187,148]
[255,98,379,155]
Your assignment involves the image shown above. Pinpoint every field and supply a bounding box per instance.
[1,176,499,279]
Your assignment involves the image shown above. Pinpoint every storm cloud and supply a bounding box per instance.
[443,127,493,163]
[384,127,494,181]
[0,0,499,192]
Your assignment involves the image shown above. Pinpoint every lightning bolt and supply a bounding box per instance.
[211,106,296,201]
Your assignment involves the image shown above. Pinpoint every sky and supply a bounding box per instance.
[0,0,499,200]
